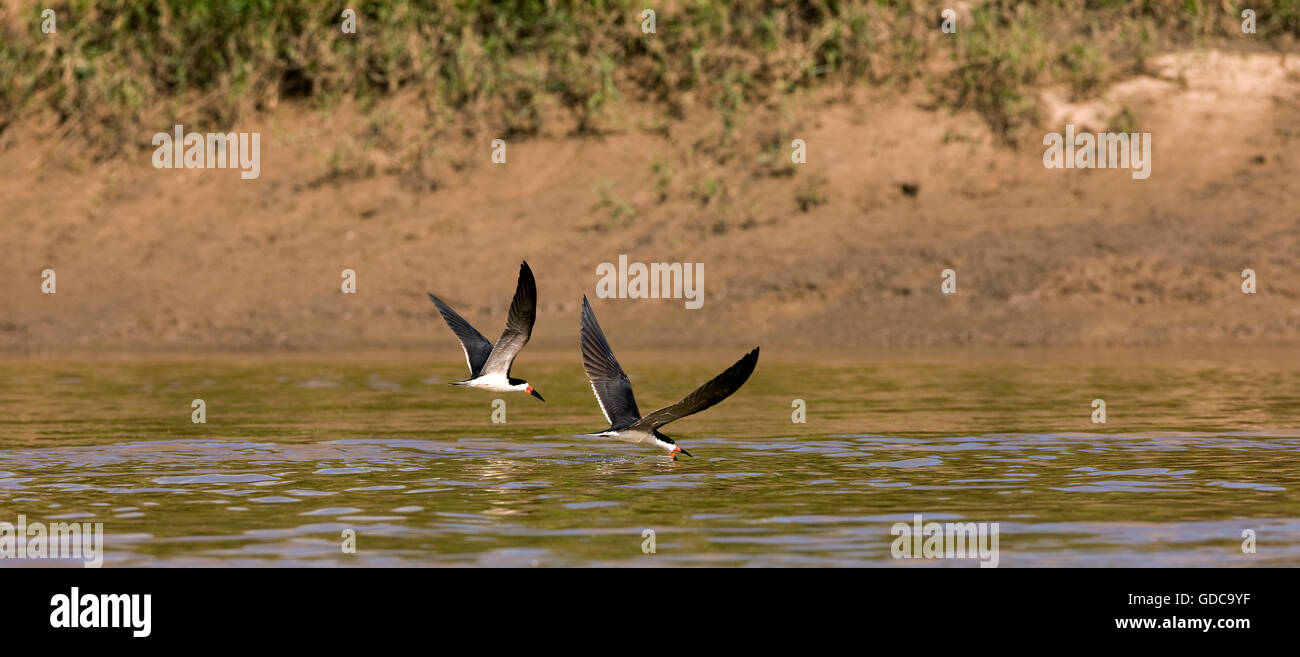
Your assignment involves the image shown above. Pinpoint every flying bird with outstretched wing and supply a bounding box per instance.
[579,295,758,458]
[428,261,543,401]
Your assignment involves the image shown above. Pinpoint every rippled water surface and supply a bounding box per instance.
[1,356,1298,566]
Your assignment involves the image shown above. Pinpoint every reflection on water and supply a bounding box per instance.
[0,357,1297,567]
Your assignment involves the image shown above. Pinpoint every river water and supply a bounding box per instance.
[1,355,1296,566]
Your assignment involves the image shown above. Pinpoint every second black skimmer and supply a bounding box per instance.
[578,296,759,459]
[428,262,544,401]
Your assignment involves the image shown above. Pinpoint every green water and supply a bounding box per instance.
[1,357,1297,567]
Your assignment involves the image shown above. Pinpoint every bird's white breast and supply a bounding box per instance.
[464,374,516,392]
[602,429,656,446]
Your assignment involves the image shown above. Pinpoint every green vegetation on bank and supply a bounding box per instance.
[2,0,1296,152]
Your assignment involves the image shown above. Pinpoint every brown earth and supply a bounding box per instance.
[1,49,1298,358]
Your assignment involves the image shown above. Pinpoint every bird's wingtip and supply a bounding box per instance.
[738,346,761,374]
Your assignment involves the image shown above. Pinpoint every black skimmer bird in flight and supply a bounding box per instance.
[428,262,544,401]
[579,296,759,459]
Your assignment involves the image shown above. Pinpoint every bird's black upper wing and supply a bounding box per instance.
[481,262,538,376]
[580,296,641,429]
[428,292,494,377]
[631,347,759,432]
